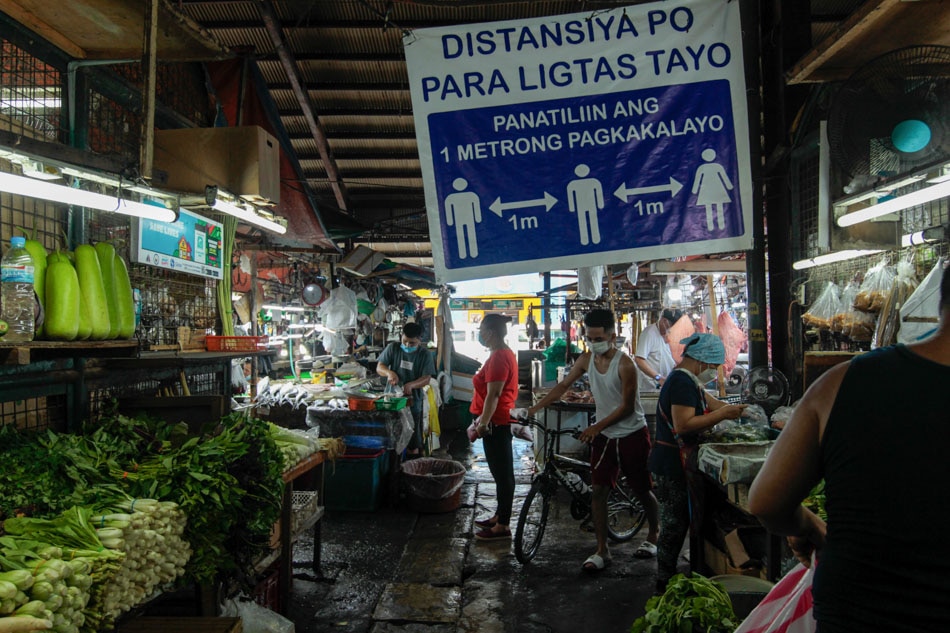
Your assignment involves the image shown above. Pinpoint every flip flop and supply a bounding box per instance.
[582,553,610,572]
[634,541,658,559]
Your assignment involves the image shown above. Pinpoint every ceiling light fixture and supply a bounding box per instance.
[791,249,884,271]
[837,179,950,227]
[0,171,176,222]
[210,197,287,235]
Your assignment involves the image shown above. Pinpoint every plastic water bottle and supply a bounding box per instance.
[133,288,142,329]
[1,236,36,342]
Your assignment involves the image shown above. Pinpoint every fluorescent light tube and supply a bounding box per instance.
[837,180,950,227]
[792,249,883,270]
[0,171,176,222]
[262,304,306,312]
[211,198,287,235]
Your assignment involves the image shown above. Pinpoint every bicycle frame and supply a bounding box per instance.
[513,417,646,564]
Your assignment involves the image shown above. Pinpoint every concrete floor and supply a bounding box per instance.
[287,430,687,633]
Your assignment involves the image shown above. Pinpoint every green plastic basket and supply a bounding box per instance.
[375,396,408,411]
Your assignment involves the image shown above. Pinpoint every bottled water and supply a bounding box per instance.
[1,236,36,342]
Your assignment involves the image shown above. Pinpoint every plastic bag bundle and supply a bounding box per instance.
[834,281,875,341]
[873,258,919,348]
[832,282,857,334]
[854,257,894,313]
[802,281,840,331]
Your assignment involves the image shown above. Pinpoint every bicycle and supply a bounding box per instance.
[513,416,647,564]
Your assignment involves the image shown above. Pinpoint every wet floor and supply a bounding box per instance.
[287,431,688,633]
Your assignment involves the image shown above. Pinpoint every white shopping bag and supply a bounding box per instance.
[735,562,816,633]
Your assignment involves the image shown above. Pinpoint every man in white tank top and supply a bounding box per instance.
[528,309,660,572]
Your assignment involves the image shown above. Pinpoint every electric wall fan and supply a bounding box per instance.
[827,45,950,185]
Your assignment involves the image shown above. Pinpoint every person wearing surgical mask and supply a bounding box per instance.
[527,309,660,571]
[651,333,747,593]
[376,322,436,456]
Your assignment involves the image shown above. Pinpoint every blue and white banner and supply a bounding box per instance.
[404,0,752,283]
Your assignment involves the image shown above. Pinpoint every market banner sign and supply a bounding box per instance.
[404,0,753,283]
[132,208,224,280]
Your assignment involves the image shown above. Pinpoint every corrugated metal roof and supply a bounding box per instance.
[169,0,944,256]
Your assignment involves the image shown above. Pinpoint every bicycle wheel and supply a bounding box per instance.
[514,475,552,564]
[606,478,647,542]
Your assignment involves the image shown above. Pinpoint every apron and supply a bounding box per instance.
[657,368,709,536]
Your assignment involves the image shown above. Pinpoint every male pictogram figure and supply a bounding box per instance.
[567,164,604,246]
[444,177,482,259]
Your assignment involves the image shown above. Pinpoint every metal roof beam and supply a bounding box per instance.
[267,82,407,91]
[256,0,349,212]
[278,107,410,116]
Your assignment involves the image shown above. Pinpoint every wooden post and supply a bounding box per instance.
[139,0,158,180]
[707,275,727,398]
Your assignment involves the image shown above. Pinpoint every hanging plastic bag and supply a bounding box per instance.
[734,562,816,633]
[626,262,639,286]
[576,265,604,300]
[898,257,946,344]
[854,257,894,313]
[832,282,858,334]
[320,285,358,330]
[873,257,919,348]
[802,281,840,331]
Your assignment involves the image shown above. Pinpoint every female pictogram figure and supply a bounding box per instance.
[691,149,734,231]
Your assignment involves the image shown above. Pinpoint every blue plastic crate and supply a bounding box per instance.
[325,448,390,511]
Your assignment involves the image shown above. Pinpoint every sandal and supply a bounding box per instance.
[474,517,498,529]
[474,527,511,541]
[582,552,610,572]
[634,541,658,559]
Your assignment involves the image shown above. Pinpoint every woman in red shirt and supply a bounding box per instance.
[471,314,519,540]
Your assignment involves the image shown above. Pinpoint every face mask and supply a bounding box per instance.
[589,340,611,355]
[478,332,488,347]
[697,368,718,384]
[401,344,417,354]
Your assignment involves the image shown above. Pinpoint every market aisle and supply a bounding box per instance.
[288,433,663,633]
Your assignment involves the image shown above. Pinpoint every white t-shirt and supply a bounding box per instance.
[635,324,675,392]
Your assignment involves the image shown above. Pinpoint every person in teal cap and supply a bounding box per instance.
[650,333,747,593]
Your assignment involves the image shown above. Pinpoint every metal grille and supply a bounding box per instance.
[793,151,821,261]
[84,212,219,347]
[0,39,64,142]
[88,371,225,421]
[110,62,212,128]
[86,89,141,159]
[0,394,67,432]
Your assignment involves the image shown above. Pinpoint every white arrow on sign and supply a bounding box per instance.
[613,176,683,202]
[489,192,558,217]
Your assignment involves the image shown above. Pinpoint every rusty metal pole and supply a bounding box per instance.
[256,0,349,213]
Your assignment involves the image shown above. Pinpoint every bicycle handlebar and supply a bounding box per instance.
[518,416,583,439]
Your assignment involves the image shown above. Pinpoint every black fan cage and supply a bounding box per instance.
[828,45,950,180]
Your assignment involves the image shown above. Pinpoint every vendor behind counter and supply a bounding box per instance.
[375,322,437,454]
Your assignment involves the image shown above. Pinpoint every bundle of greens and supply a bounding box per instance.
[103,412,284,583]
[1,506,125,633]
[631,573,738,633]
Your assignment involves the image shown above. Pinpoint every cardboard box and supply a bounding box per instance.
[338,245,385,276]
[152,126,280,203]
[703,540,765,579]
[724,528,752,568]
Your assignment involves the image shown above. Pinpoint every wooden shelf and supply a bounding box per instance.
[0,339,139,365]
[282,451,326,483]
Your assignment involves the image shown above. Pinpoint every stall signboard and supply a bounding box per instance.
[132,209,224,280]
[404,0,752,283]
[450,298,525,310]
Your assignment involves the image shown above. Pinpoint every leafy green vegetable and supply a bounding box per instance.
[631,573,737,633]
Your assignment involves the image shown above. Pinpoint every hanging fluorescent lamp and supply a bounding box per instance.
[0,171,176,222]
[262,304,305,312]
[837,179,950,227]
[791,249,883,271]
[212,198,286,234]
